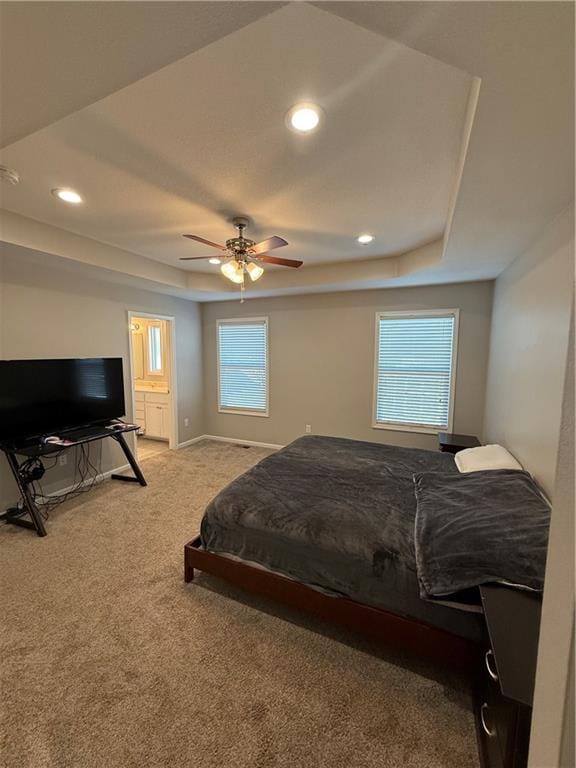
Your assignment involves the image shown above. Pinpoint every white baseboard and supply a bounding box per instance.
[177,435,208,449]
[201,434,284,451]
[34,463,131,502]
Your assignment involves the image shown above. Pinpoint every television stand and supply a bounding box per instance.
[0,422,146,537]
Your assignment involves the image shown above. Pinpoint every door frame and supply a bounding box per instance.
[127,310,178,452]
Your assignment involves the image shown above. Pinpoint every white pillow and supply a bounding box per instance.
[455,444,523,473]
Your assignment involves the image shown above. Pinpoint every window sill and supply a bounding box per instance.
[219,408,269,418]
[372,422,448,436]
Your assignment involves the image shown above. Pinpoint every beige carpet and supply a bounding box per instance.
[0,440,479,768]
[137,437,169,460]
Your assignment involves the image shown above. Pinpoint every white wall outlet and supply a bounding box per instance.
[305,424,312,434]
[184,417,190,427]
[58,454,67,466]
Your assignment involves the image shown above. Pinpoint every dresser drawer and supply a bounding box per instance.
[134,391,145,404]
[477,644,531,768]
[477,696,505,768]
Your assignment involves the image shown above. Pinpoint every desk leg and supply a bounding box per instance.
[2,452,47,537]
[111,433,147,486]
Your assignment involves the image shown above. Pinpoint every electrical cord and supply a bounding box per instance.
[30,441,104,519]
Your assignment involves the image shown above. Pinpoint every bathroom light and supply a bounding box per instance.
[357,234,374,244]
[209,257,222,265]
[246,262,264,282]
[221,260,244,284]
[52,188,83,204]
[287,103,323,133]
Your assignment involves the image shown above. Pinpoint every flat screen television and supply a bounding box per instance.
[0,358,126,443]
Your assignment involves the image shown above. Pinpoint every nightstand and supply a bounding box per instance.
[438,432,481,454]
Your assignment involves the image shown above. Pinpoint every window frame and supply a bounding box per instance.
[217,316,269,418]
[372,309,460,435]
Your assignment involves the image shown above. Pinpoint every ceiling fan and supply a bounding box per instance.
[180,217,302,299]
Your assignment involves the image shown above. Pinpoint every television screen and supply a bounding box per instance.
[0,358,125,442]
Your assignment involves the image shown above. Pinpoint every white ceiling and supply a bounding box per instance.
[321,1,575,279]
[0,1,573,301]
[0,1,282,148]
[0,4,472,272]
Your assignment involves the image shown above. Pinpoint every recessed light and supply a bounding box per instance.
[52,188,83,205]
[209,257,221,265]
[287,102,323,133]
[357,234,374,244]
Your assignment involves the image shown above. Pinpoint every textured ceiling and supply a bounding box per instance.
[0,1,573,301]
[319,2,575,279]
[0,4,472,273]
[0,1,283,147]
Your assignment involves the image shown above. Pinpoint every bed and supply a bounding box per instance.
[184,435,549,670]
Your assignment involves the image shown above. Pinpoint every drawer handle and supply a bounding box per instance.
[480,702,495,737]
[485,650,499,681]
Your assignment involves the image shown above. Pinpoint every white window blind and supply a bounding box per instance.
[374,311,458,431]
[218,318,268,415]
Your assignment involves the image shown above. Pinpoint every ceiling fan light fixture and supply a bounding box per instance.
[287,102,323,133]
[246,262,264,282]
[221,260,244,284]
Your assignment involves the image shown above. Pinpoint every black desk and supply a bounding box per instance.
[0,422,146,537]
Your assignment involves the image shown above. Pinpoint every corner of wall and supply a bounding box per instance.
[482,205,575,496]
[529,302,575,767]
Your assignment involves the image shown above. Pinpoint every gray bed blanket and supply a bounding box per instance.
[414,469,551,599]
[202,435,456,571]
[200,436,483,640]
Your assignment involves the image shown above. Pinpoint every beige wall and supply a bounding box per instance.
[480,205,574,767]
[202,281,493,450]
[529,306,574,768]
[0,249,204,507]
[483,206,574,498]
[0,252,4,358]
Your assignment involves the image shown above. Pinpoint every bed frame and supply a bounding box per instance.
[184,535,480,672]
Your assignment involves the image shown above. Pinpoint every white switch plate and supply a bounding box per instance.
[184,417,190,427]
[305,424,312,433]
[59,455,67,466]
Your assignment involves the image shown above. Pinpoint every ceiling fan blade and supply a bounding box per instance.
[183,234,226,250]
[179,255,221,261]
[255,254,303,268]
[249,236,288,256]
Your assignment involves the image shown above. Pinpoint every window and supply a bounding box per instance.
[373,310,459,433]
[217,318,268,416]
[148,324,163,374]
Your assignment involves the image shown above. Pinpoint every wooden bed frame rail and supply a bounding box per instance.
[184,536,479,672]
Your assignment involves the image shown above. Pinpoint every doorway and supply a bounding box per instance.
[127,312,178,460]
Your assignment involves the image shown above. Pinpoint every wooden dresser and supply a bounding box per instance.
[476,585,542,768]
